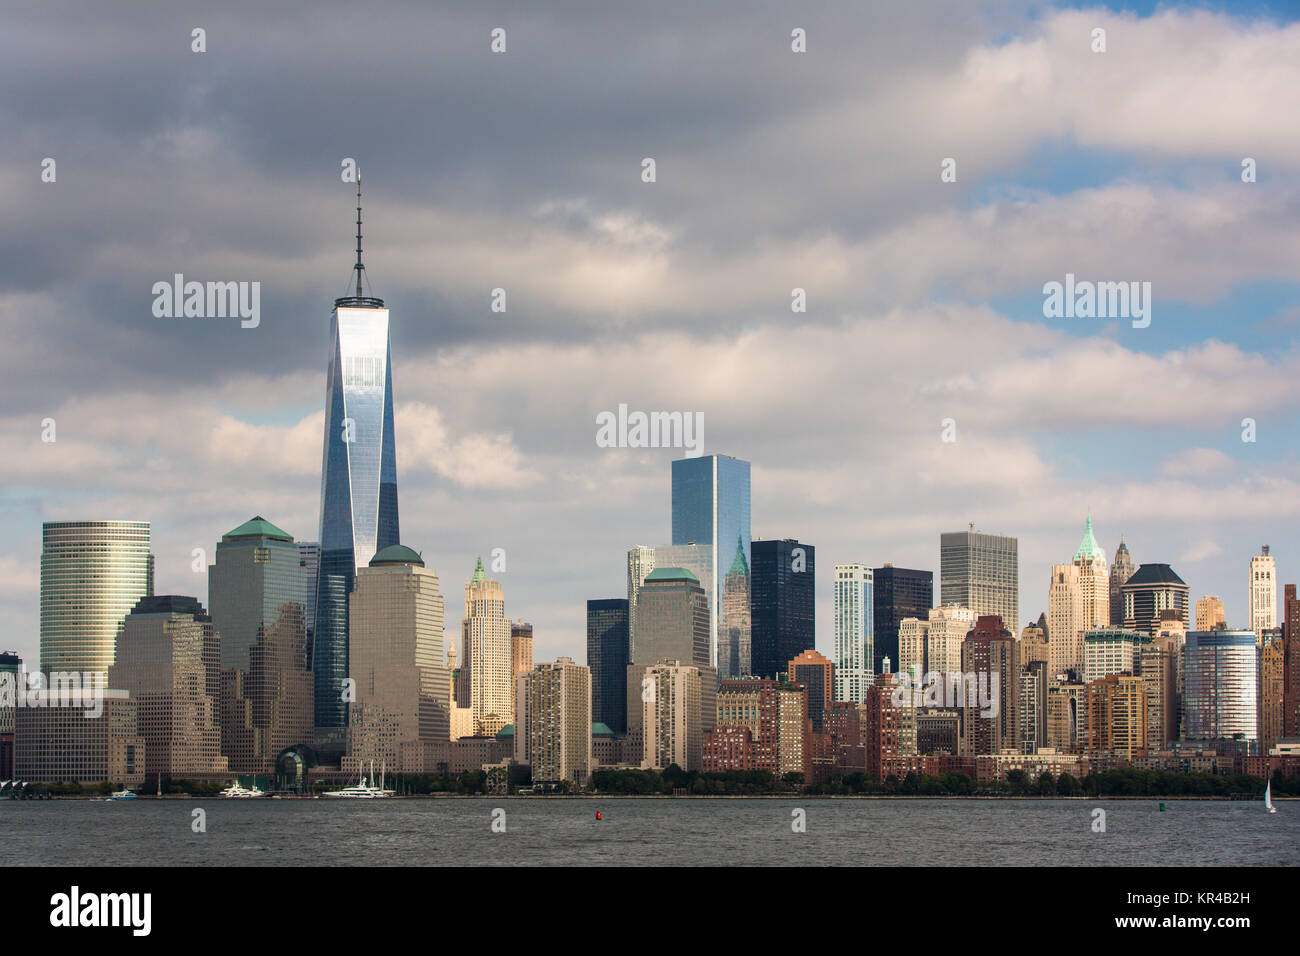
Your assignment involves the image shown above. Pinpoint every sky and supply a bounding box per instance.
[3,0,1299,669]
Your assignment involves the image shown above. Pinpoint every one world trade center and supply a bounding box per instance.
[312,177,400,743]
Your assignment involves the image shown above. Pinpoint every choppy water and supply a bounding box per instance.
[1,798,1294,866]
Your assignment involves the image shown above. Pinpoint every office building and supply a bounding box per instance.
[959,616,1017,756]
[642,661,702,772]
[1081,628,1148,684]
[1121,564,1190,636]
[788,649,833,732]
[872,565,932,678]
[462,557,513,736]
[1082,674,1148,759]
[749,539,815,680]
[627,568,715,740]
[1183,630,1258,746]
[1047,515,1111,680]
[834,564,872,704]
[511,620,534,681]
[344,545,449,775]
[939,529,1018,631]
[626,545,656,639]
[671,454,751,673]
[14,689,145,787]
[107,595,227,778]
[1195,595,1226,632]
[1250,546,1277,643]
[1109,538,1136,627]
[208,516,314,773]
[586,598,630,735]
[312,188,401,737]
[40,520,153,674]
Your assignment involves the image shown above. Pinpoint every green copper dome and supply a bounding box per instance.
[1073,514,1106,564]
[370,544,424,567]
[727,534,749,577]
[222,515,293,542]
[471,555,486,584]
[645,567,699,583]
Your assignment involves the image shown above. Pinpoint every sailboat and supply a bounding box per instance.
[1265,773,1277,814]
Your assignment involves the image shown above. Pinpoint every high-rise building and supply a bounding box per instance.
[1018,624,1049,668]
[1082,674,1147,759]
[1121,564,1190,636]
[1108,538,1135,627]
[511,620,534,681]
[1081,628,1148,684]
[788,649,833,732]
[1261,633,1285,755]
[586,599,630,735]
[1284,585,1300,739]
[1047,515,1111,680]
[833,564,873,704]
[642,661,702,772]
[626,545,656,639]
[1017,660,1048,754]
[719,538,752,679]
[14,689,145,786]
[297,541,320,651]
[898,604,975,684]
[312,183,401,738]
[872,565,933,677]
[0,651,20,780]
[671,454,751,672]
[40,520,153,674]
[646,544,712,660]
[1195,595,1226,632]
[749,539,815,680]
[627,568,715,742]
[1250,546,1277,644]
[939,529,1018,629]
[527,657,592,786]
[1137,634,1178,750]
[208,516,314,773]
[959,616,1018,756]
[344,545,448,775]
[107,595,227,778]
[1183,630,1258,746]
[462,557,512,736]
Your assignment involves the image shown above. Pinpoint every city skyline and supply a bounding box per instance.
[6,0,1300,678]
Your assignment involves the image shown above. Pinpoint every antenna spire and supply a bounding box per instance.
[355,171,365,298]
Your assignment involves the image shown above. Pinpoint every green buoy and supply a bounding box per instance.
[1159,802,1165,811]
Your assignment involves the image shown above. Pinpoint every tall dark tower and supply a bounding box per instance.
[312,174,401,745]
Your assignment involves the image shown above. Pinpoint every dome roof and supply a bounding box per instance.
[369,544,424,567]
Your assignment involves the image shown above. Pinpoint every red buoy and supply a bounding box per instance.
[595,811,602,820]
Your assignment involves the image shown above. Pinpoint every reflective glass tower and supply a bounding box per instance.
[671,455,750,675]
[313,179,400,737]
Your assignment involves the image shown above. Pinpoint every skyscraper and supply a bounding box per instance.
[1183,630,1258,746]
[959,615,1018,756]
[833,564,872,704]
[208,516,314,773]
[1121,564,1189,636]
[787,649,833,732]
[626,545,656,639]
[1047,515,1111,679]
[586,599,630,735]
[641,661,702,772]
[1250,545,1277,644]
[671,454,751,672]
[1109,538,1135,627]
[312,180,400,738]
[1195,594,1226,632]
[462,557,513,735]
[749,539,815,680]
[40,520,153,674]
[872,565,932,677]
[344,545,448,775]
[107,595,228,778]
[720,538,751,679]
[939,529,1018,629]
[527,658,592,786]
[511,620,534,681]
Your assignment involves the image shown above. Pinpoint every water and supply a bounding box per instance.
[1,798,1294,866]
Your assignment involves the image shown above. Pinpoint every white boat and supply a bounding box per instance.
[220,781,267,799]
[1266,776,1276,814]
[110,789,137,800]
[322,761,394,799]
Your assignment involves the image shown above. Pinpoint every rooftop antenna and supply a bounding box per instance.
[354,172,365,298]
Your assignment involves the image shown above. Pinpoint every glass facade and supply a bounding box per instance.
[749,539,815,679]
[671,455,750,674]
[1183,629,1258,746]
[314,301,401,733]
[40,520,153,674]
[586,599,629,735]
[939,531,1018,630]
[872,565,932,675]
